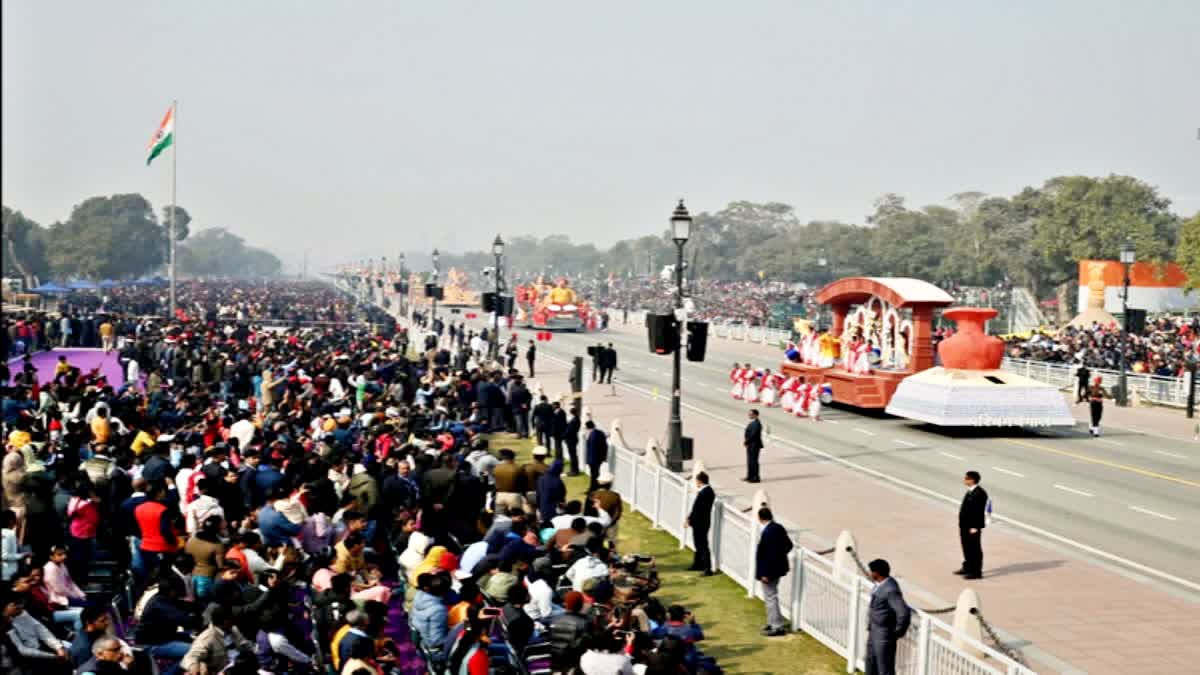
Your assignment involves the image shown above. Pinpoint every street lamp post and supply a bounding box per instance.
[431,248,440,331]
[398,252,407,319]
[492,235,505,360]
[1118,239,1136,406]
[816,250,828,329]
[667,200,691,473]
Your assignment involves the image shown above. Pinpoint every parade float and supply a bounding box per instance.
[779,277,1073,426]
[782,277,952,408]
[440,268,481,307]
[514,277,594,331]
[885,307,1074,426]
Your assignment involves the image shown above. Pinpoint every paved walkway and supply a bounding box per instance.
[525,352,1200,675]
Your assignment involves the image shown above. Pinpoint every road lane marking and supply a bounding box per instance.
[1004,438,1200,488]
[1096,439,1125,447]
[1129,506,1178,522]
[894,439,918,447]
[853,428,877,436]
[1054,484,1095,497]
[1156,450,1187,459]
[993,466,1026,478]
[537,352,1200,593]
[939,451,964,460]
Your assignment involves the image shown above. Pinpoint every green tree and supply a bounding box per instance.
[161,205,192,242]
[47,193,165,280]
[1178,212,1200,291]
[178,227,282,278]
[2,206,51,285]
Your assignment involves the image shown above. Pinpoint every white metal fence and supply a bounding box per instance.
[1001,357,1194,408]
[608,446,1036,675]
[710,320,792,345]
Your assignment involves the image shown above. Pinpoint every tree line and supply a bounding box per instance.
[440,174,1200,302]
[2,193,282,284]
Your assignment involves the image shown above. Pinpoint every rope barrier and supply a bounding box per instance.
[971,607,1028,667]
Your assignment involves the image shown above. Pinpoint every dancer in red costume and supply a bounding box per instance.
[730,362,745,400]
[760,368,780,407]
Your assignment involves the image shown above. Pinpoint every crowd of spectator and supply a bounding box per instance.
[1004,315,1197,378]
[2,279,721,675]
[570,278,805,327]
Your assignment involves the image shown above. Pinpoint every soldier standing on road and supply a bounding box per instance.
[1075,361,1090,404]
[865,558,911,675]
[600,343,617,384]
[591,342,604,382]
[526,339,537,377]
[1087,375,1108,437]
[955,470,988,580]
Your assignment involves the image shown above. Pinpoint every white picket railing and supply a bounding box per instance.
[608,446,1035,675]
[1001,357,1194,408]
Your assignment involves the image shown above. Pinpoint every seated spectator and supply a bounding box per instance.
[68,604,111,668]
[579,632,635,675]
[411,573,449,661]
[184,515,226,601]
[565,538,610,592]
[180,605,252,675]
[42,545,86,611]
[547,590,592,671]
[500,583,534,654]
[445,604,490,675]
[134,575,196,672]
[332,609,373,673]
[75,636,131,675]
[2,587,71,670]
[339,635,383,675]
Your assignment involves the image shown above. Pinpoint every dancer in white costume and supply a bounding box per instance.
[730,363,744,400]
[778,374,800,410]
[760,369,779,407]
[743,368,761,403]
[807,383,823,421]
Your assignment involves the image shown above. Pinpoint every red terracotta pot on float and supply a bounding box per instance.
[938,307,1005,370]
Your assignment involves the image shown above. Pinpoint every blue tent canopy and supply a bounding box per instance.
[28,281,71,294]
[99,279,119,288]
[68,279,99,290]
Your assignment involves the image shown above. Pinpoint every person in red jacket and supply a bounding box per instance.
[133,482,179,583]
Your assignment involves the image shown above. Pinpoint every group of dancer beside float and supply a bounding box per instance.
[729,362,823,421]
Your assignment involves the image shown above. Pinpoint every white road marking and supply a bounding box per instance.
[1129,506,1178,522]
[825,419,839,424]
[993,466,1026,478]
[853,428,877,436]
[1053,484,1095,498]
[894,439,918,447]
[536,352,1200,594]
[1096,439,1125,447]
[1155,450,1186,459]
[939,451,964,460]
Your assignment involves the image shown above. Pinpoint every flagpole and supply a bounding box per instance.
[169,99,178,317]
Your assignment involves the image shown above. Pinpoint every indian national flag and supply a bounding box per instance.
[145,104,175,166]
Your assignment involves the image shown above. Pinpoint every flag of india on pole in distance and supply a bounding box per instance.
[145,104,175,165]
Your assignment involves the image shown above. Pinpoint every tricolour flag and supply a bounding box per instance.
[145,104,175,166]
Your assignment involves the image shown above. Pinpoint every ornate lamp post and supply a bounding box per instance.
[431,248,441,329]
[492,234,506,359]
[666,200,691,472]
[1118,238,1135,406]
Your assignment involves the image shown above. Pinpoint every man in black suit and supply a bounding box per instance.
[685,471,716,575]
[531,395,554,448]
[526,339,537,377]
[755,507,793,636]
[955,470,988,579]
[600,343,617,384]
[564,408,582,476]
[584,420,608,492]
[743,409,764,483]
[865,558,911,675]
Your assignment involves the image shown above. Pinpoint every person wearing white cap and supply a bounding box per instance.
[522,446,551,507]
[591,468,621,543]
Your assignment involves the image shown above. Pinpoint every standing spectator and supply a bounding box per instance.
[98,318,115,354]
[583,421,608,493]
[531,396,554,448]
[184,515,226,601]
[955,471,988,580]
[685,471,715,576]
[755,507,792,637]
[742,409,763,484]
[133,482,179,583]
[564,407,582,477]
[1074,361,1090,403]
[526,339,537,378]
[549,401,567,458]
[865,558,911,675]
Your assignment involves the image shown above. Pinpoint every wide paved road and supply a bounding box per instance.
[493,319,1200,593]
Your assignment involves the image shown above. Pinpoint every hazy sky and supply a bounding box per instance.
[4,1,1198,272]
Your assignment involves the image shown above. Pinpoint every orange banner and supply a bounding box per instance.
[1077,260,1187,288]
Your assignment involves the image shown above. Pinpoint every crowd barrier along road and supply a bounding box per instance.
[606,441,1035,675]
